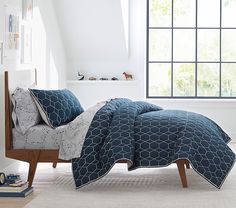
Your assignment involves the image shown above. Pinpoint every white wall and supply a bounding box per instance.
[55,0,145,106]
[54,0,129,80]
[0,0,68,169]
[0,0,22,170]
[33,0,67,89]
[55,0,236,140]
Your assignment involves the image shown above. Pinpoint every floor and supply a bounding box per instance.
[1,143,236,208]
[0,162,72,208]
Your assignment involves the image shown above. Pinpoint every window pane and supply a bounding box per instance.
[148,63,171,96]
[149,0,172,27]
[222,64,236,97]
[173,63,195,96]
[149,29,171,61]
[198,0,220,27]
[222,29,236,61]
[173,30,195,61]
[222,0,236,27]
[198,29,220,61]
[173,0,195,27]
[197,64,220,96]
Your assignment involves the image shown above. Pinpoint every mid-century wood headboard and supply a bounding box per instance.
[4,69,37,151]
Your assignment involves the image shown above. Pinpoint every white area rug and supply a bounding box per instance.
[24,163,236,208]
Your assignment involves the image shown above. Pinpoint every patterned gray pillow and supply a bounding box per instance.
[11,87,41,134]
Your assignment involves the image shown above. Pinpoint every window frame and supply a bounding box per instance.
[146,0,236,99]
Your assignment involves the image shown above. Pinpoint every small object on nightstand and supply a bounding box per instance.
[5,174,20,184]
[111,77,119,80]
[89,77,97,80]
[6,174,20,180]
[99,78,109,80]
[77,72,84,80]
[0,173,5,185]
[123,72,133,80]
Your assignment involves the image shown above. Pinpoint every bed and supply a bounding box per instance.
[4,70,235,189]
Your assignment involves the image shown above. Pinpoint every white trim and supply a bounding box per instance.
[67,80,138,84]
[146,99,236,109]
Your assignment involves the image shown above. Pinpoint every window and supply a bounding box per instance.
[147,0,236,98]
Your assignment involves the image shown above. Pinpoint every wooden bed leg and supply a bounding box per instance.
[28,151,40,187]
[185,160,190,169]
[176,160,188,188]
[52,161,57,168]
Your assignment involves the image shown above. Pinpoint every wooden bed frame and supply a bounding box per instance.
[4,70,190,188]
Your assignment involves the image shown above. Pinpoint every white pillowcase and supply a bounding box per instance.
[11,87,41,134]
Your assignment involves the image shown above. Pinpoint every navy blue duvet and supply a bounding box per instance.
[72,99,235,189]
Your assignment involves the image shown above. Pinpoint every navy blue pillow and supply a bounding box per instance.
[29,89,84,128]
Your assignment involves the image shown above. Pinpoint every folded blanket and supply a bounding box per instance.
[70,98,235,189]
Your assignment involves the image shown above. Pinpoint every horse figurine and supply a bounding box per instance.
[123,72,133,80]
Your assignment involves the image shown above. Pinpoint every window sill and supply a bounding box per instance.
[145,98,236,109]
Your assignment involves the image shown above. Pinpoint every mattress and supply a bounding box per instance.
[12,124,66,149]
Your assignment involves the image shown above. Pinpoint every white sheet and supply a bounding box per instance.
[13,124,66,149]
[59,101,106,160]
[13,101,106,160]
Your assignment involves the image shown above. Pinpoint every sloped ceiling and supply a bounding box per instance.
[53,0,128,62]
